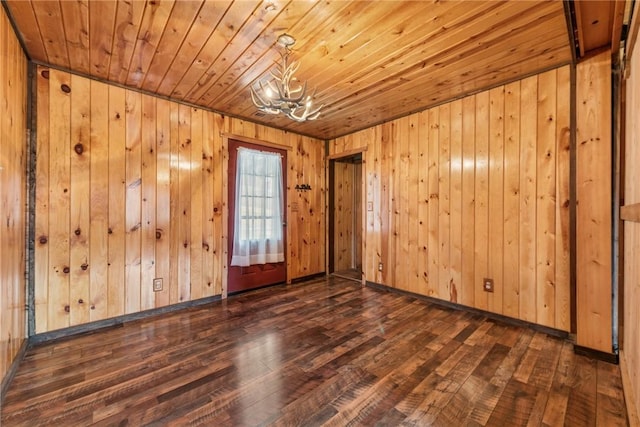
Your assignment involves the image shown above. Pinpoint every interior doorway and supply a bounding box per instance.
[329,153,363,282]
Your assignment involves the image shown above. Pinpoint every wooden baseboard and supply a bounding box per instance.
[573,345,619,364]
[620,350,640,426]
[365,281,570,340]
[1,339,28,409]
[30,275,325,345]
[290,272,326,284]
[30,295,221,345]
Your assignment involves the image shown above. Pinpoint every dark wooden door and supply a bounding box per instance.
[227,139,287,294]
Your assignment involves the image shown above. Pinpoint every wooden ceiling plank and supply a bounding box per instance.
[611,0,626,55]
[189,0,404,105]
[358,49,567,127]
[309,2,562,113]
[209,0,462,112]
[237,2,566,123]
[301,1,475,81]
[231,1,540,119]
[153,0,233,96]
[252,31,570,139]
[576,0,615,55]
[202,0,357,110]
[166,0,264,99]
[296,1,514,109]
[4,0,48,61]
[325,40,570,134]
[30,0,70,68]
[575,0,586,57]
[282,1,430,71]
[195,0,320,109]
[125,0,176,88]
[324,24,570,122]
[311,1,485,76]
[139,0,203,92]
[627,0,640,62]
[108,0,147,84]
[175,0,278,102]
[59,0,90,76]
[88,0,117,80]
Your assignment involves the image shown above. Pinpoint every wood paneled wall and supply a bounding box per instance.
[622,23,640,422]
[330,66,571,331]
[35,67,324,333]
[575,51,613,353]
[0,6,27,387]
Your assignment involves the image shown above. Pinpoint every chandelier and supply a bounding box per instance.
[250,34,322,122]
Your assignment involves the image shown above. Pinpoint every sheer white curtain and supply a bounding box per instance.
[231,147,285,267]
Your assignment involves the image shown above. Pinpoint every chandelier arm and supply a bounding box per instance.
[284,61,300,80]
[281,63,299,90]
[287,102,311,122]
[251,87,273,110]
[275,79,288,101]
[306,104,323,118]
[295,98,323,121]
[250,88,261,106]
[306,110,322,121]
[284,81,307,103]
[275,81,306,104]
[286,111,306,122]
[287,77,304,95]
[270,68,283,81]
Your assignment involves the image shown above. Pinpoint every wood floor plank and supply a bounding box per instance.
[597,360,629,426]
[1,276,629,426]
[565,350,598,427]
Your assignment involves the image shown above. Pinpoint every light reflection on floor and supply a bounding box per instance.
[234,331,282,424]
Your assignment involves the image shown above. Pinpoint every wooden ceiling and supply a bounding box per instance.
[573,0,626,55]
[5,0,576,140]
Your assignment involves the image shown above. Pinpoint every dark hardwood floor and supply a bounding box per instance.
[1,276,628,426]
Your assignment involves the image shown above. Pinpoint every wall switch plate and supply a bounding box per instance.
[153,278,163,292]
[483,278,494,292]
[378,262,383,272]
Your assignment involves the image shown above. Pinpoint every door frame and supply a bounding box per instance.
[327,147,367,285]
[221,133,292,298]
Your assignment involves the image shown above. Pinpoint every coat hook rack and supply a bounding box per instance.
[295,184,312,192]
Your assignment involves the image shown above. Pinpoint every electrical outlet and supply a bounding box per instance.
[153,278,163,292]
[483,278,494,293]
[378,262,383,272]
